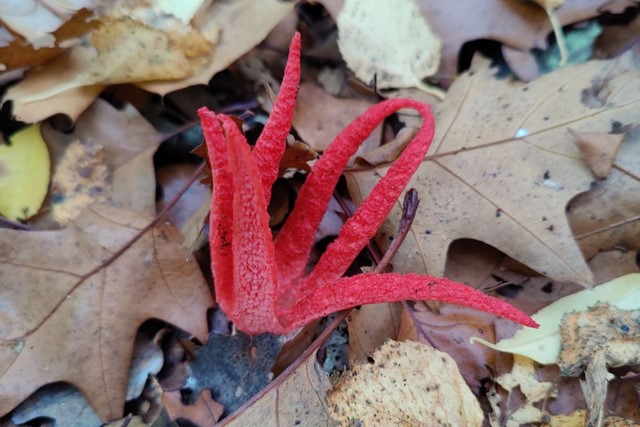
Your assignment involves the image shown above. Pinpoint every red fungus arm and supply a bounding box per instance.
[217,116,283,335]
[278,273,538,334]
[274,99,434,289]
[252,32,302,205]
[198,108,236,313]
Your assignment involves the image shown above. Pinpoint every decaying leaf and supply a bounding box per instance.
[41,99,161,226]
[569,123,640,260]
[472,273,640,365]
[568,128,626,180]
[49,140,110,225]
[4,0,294,123]
[559,304,640,376]
[495,354,557,427]
[139,0,295,95]
[328,340,483,426]
[346,48,640,288]
[293,82,381,153]
[337,0,441,92]
[0,124,50,221]
[580,349,611,427]
[0,203,213,421]
[221,349,334,426]
[346,302,402,361]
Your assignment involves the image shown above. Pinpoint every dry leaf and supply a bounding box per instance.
[0,8,98,71]
[328,340,483,426]
[0,203,213,421]
[318,0,628,82]
[49,140,109,225]
[162,390,223,426]
[346,49,640,288]
[568,129,625,179]
[293,82,381,154]
[580,349,611,426]
[139,0,295,95]
[472,273,640,365]
[221,349,335,426]
[398,300,501,392]
[5,17,211,122]
[496,354,557,426]
[41,99,160,226]
[346,303,402,361]
[337,0,441,91]
[0,0,95,48]
[559,304,640,376]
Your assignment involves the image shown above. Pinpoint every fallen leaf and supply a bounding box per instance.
[398,300,502,392]
[41,99,160,226]
[569,129,625,179]
[221,349,335,426]
[471,273,640,365]
[0,0,91,48]
[0,8,98,70]
[327,340,484,426]
[346,49,640,287]
[580,349,611,426]
[162,390,223,426]
[5,17,213,122]
[346,303,402,361]
[139,0,295,95]
[318,0,629,83]
[293,82,381,154]
[496,354,557,426]
[9,383,102,427]
[559,304,640,376]
[0,203,213,421]
[49,140,109,225]
[0,124,50,221]
[354,126,418,166]
[337,0,441,92]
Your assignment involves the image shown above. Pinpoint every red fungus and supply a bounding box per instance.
[198,32,538,335]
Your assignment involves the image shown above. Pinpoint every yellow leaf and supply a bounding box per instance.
[337,0,442,94]
[328,340,483,426]
[471,273,640,364]
[0,124,50,220]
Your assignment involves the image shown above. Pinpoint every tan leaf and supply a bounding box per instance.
[328,340,483,426]
[346,51,640,288]
[337,0,441,91]
[346,303,402,361]
[0,203,213,421]
[40,99,160,227]
[568,129,626,179]
[317,0,629,82]
[162,390,223,426]
[398,301,500,392]
[222,349,335,426]
[4,17,212,122]
[0,8,98,71]
[139,0,295,95]
[569,123,640,259]
[496,355,557,426]
[559,304,640,376]
[293,82,380,154]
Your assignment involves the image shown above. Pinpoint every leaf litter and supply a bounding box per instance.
[1,1,640,425]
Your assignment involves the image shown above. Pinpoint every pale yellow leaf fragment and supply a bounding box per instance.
[50,140,109,225]
[328,340,483,426]
[337,0,442,94]
[471,274,640,364]
[0,124,50,220]
[496,355,556,427]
